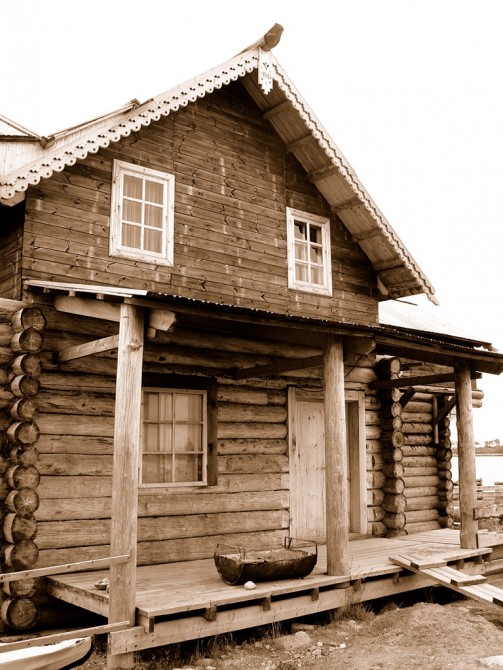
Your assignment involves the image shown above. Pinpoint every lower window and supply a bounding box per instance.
[141,388,207,487]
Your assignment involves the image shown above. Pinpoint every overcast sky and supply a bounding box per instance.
[2,0,503,443]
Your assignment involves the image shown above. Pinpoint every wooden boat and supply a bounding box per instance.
[0,636,93,670]
[214,537,317,585]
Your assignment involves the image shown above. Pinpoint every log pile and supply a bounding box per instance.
[0,299,45,630]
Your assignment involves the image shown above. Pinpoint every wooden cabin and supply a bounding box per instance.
[1,24,503,668]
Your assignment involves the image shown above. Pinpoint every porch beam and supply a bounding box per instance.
[58,334,120,362]
[370,371,481,390]
[454,360,478,549]
[108,303,145,670]
[323,335,349,575]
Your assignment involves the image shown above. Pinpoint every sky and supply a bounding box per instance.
[2,0,503,443]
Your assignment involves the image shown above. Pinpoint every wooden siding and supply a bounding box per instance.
[0,202,24,300]
[21,82,378,326]
[27,300,389,568]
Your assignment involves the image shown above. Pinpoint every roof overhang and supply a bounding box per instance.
[24,279,503,375]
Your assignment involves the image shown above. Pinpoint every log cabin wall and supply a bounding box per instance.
[20,81,378,326]
[0,202,24,300]
[376,357,455,537]
[31,297,384,568]
[0,298,46,630]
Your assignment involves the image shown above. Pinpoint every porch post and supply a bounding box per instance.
[454,360,478,549]
[108,303,144,670]
[323,335,349,575]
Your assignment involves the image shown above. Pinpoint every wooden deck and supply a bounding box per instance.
[45,530,503,655]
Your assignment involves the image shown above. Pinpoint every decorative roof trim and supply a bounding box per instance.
[0,50,259,202]
[268,57,436,302]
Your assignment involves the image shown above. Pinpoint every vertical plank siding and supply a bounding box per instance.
[21,82,378,326]
[0,203,24,300]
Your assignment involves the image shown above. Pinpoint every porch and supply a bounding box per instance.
[44,529,503,656]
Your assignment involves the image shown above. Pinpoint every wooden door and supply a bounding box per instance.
[288,388,367,542]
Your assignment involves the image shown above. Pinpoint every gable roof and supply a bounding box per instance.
[0,25,436,304]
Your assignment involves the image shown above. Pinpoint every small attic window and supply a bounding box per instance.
[110,160,174,265]
[286,208,332,295]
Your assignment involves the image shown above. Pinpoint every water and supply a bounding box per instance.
[451,455,503,486]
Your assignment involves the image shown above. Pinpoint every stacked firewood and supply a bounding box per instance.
[0,299,45,630]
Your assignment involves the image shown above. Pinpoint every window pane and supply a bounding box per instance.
[159,393,173,421]
[123,175,143,199]
[295,264,308,282]
[123,199,142,223]
[143,454,172,484]
[145,180,164,204]
[311,266,324,285]
[294,221,306,240]
[144,393,159,421]
[145,423,160,450]
[175,424,202,452]
[295,241,308,261]
[144,229,162,253]
[122,224,141,249]
[310,246,323,263]
[175,454,202,482]
[175,394,202,422]
[145,204,163,228]
[309,225,322,244]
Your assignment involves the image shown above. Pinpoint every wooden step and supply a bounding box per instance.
[388,553,503,607]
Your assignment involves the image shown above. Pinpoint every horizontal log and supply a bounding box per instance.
[368,471,386,489]
[36,414,114,437]
[6,421,40,446]
[382,478,405,494]
[3,539,39,570]
[217,422,287,440]
[402,412,433,423]
[217,403,287,423]
[0,346,14,366]
[367,489,385,506]
[437,516,454,528]
[11,375,40,398]
[10,446,39,467]
[406,509,439,523]
[3,578,38,598]
[368,521,386,536]
[401,446,436,457]
[436,448,453,461]
[218,454,288,474]
[381,462,405,479]
[382,493,407,514]
[0,323,14,345]
[367,507,385,522]
[383,512,406,530]
[0,596,39,631]
[11,354,42,377]
[0,367,13,386]
[12,307,47,333]
[10,329,44,354]
[379,431,404,448]
[403,434,433,446]
[37,393,115,416]
[402,456,438,468]
[404,486,438,498]
[405,467,438,478]
[9,398,38,421]
[405,495,439,511]
[5,488,40,517]
[36,509,290,549]
[217,386,285,405]
[0,298,26,320]
[403,475,439,488]
[402,423,432,435]
[218,439,286,455]
[3,513,37,543]
[6,465,41,490]
[381,447,404,463]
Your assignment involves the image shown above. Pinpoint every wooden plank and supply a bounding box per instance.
[58,335,120,362]
[0,555,128,583]
[0,621,130,652]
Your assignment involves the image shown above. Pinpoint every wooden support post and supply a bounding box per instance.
[323,335,349,575]
[454,361,478,549]
[107,304,144,670]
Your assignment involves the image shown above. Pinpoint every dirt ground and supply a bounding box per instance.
[79,589,503,670]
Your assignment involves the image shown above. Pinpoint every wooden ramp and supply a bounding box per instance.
[389,551,503,607]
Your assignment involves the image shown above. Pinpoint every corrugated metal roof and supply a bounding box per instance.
[379,300,490,346]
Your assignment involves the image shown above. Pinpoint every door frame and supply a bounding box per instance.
[288,387,367,537]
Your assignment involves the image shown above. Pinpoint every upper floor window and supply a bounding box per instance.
[110,160,174,265]
[141,388,207,487]
[286,208,332,295]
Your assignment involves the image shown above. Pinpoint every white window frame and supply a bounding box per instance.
[110,160,174,265]
[140,388,208,489]
[286,208,333,296]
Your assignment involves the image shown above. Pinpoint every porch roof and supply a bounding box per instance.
[24,279,503,375]
[1,26,435,304]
